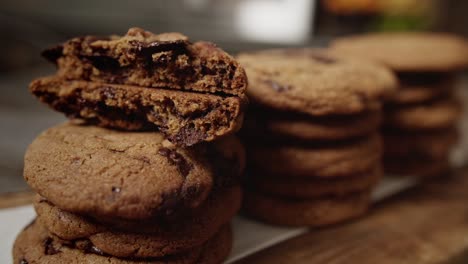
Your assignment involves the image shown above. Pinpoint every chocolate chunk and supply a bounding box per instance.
[201,64,217,75]
[41,45,63,64]
[170,125,206,146]
[129,40,188,57]
[84,55,120,71]
[158,147,193,177]
[43,237,60,255]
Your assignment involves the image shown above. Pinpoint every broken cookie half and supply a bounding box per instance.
[31,27,248,146]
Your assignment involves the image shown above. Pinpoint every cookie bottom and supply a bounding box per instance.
[242,190,371,227]
[13,220,232,264]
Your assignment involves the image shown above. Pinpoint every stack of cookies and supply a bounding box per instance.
[237,49,397,226]
[332,33,468,177]
[14,28,248,264]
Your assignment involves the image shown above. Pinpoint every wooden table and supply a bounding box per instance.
[2,168,468,264]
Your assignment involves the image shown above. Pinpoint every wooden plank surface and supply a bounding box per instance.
[0,191,34,209]
[235,168,468,264]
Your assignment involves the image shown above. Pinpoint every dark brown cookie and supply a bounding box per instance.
[24,122,244,220]
[383,128,458,161]
[242,108,381,141]
[243,190,371,226]
[13,220,232,264]
[387,77,454,105]
[332,33,468,71]
[34,186,241,258]
[237,48,396,116]
[44,27,247,96]
[247,134,382,178]
[30,76,247,146]
[384,98,461,131]
[250,166,381,199]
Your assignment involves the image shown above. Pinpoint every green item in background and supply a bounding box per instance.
[371,14,434,31]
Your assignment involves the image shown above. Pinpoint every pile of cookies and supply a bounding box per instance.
[332,33,468,177]
[238,49,397,226]
[14,28,248,263]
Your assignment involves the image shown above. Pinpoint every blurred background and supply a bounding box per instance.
[1,0,467,193]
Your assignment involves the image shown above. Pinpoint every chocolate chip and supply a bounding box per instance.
[84,55,120,71]
[201,64,217,75]
[158,147,193,177]
[265,80,292,92]
[43,237,61,255]
[129,40,187,57]
[229,65,237,80]
[171,125,206,146]
[161,97,176,113]
[41,45,63,64]
[19,259,28,264]
[309,53,337,64]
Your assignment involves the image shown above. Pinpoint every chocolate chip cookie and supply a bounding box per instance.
[383,128,458,161]
[13,220,232,264]
[250,166,381,199]
[30,76,247,146]
[243,108,381,141]
[388,76,454,105]
[237,48,397,116]
[332,33,468,71]
[44,27,247,96]
[243,190,371,226]
[34,186,241,258]
[384,98,461,131]
[248,134,382,178]
[24,122,244,220]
